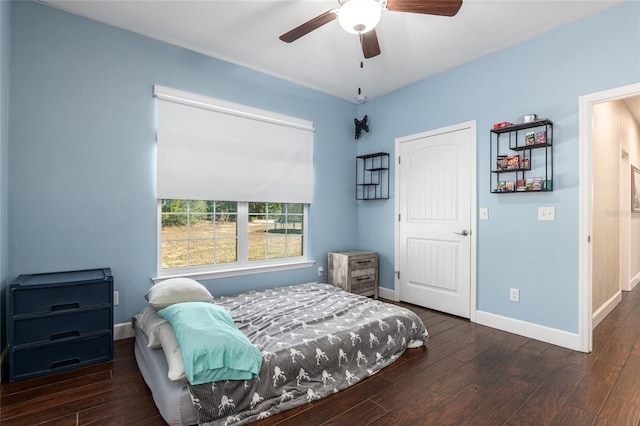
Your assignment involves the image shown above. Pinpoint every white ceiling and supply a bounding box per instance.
[40,0,622,103]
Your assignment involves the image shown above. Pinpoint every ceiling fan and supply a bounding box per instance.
[279,0,463,59]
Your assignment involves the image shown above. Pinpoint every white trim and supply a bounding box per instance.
[114,322,135,340]
[579,82,640,353]
[578,93,594,353]
[378,286,397,301]
[153,85,315,132]
[157,202,311,279]
[394,137,401,300]
[592,290,622,329]
[154,259,315,283]
[630,271,640,292]
[469,121,478,324]
[620,148,631,292]
[475,310,581,351]
[394,120,477,322]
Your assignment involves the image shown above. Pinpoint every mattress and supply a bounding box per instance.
[134,282,428,426]
[134,324,196,425]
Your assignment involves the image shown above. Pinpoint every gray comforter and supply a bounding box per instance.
[187,282,428,425]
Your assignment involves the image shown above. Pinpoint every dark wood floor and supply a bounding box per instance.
[2,284,640,426]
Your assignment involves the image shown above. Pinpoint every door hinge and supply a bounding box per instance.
[588,235,591,243]
[398,213,401,222]
[395,270,400,279]
[398,156,401,164]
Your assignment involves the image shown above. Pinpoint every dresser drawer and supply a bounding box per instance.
[11,280,112,315]
[351,267,376,278]
[349,256,377,272]
[11,332,113,381]
[13,307,112,345]
[351,275,376,295]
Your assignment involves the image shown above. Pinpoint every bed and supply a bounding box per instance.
[134,281,428,426]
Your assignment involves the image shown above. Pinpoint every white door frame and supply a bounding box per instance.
[578,82,640,352]
[394,120,477,322]
[620,149,631,292]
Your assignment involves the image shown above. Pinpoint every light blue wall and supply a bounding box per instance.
[356,2,640,333]
[8,1,358,324]
[1,0,11,350]
[7,1,640,339]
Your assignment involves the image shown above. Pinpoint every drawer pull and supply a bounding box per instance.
[51,303,80,311]
[51,330,81,340]
[50,357,81,369]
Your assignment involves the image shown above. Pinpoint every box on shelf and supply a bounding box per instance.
[526,177,543,191]
[496,155,508,170]
[536,131,547,144]
[496,181,515,192]
[520,158,529,169]
[493,121,513,129]
[506,155,520,170]
[525,132,535,146]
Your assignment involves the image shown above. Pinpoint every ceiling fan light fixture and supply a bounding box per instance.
[338,0,382,34]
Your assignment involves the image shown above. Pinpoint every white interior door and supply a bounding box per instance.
[396,122,475,318]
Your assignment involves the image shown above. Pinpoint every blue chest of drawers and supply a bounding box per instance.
[8,268,114,382]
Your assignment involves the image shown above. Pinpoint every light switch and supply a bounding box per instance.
[480,208,489,220]
[538,206,555,221]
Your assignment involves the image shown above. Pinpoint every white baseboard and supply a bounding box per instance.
[592,290,622,329]
[114,321,135,340]
[378,286,397,301]
[360,287,583,352]
[629,272,640,292]
[475,310,582,352]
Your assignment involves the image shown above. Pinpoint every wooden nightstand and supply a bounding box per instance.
[328,250,378,299]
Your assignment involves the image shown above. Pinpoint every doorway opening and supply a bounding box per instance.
[579,82,640,352]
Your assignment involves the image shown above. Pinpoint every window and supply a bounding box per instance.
[161,200,238,269]
[160,200,306,274]
[247,202,304,261]
[154,86,314,279]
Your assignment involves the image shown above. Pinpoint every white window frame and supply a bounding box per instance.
[154,202,312,283]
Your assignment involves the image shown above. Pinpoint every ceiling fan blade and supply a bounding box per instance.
[279,10,338,43]
[360,29,381,59]
[386,0,463,17]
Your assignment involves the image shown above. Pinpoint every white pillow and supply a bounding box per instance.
[145,277,213,309]
[155,322,187,381]
[136,306,168,349]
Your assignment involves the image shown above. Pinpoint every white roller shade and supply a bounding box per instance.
[154,85,314,203]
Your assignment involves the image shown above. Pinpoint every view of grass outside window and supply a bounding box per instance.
[161,200,238,269]
[248,202,303,261]
[160,200,304,269]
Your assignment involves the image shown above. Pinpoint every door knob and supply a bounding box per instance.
[454,230,469,236]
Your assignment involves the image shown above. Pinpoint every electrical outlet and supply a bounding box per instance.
[114,291,119,306]
[509,288,520,303]
[317,266,324,277]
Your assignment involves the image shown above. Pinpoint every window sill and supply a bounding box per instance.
[153,259,315,283]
